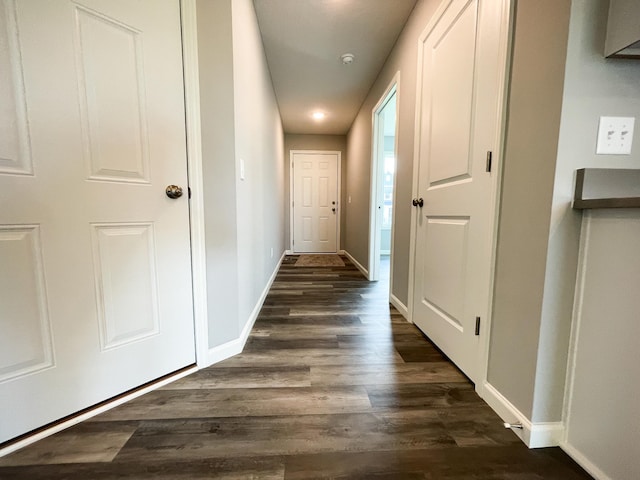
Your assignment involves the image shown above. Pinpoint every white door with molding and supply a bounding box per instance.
[0,0,195,443]
[411,0,508,382]
[291,151,339,253]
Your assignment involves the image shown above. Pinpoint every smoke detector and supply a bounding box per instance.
[341,53,355,65]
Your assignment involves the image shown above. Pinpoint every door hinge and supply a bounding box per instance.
[486,151,492,173]
[188,187,192,199]
[475,316,481,336]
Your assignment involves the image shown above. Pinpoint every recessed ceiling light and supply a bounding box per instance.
[312,111,326,120]
[341,53,355,65]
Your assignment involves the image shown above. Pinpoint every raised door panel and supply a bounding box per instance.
[427,0,477,186]
[419,217,469,331]
[0,225,53,382]
[74,4,149,183]
[91,223,159,350]
[302,217,313,242]
[0,0,32,175]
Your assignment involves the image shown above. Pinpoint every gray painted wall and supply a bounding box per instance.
[536,0,640,423]
[487,0,572,420]
[231,0,285,333]
[284,134,347,249]
[489,0,640,427]
[197,0,240,347]
[345,0,440,308]
[196,0,284,350]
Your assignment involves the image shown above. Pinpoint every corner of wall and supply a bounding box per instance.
[481,381,564,449]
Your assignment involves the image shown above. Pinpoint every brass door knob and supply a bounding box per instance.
[166,185,183,199]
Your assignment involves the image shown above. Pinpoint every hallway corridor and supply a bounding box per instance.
[0,256,591,479]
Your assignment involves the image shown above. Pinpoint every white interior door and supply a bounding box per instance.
[411,0,507,382]
[0,0,195,443]
[292,151,339,253]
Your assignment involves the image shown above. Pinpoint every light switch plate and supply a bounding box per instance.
[596,116,635,155]
[239,158,245,180]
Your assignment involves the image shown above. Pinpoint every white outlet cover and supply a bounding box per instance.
[596,116,635,155]
[239,158,245,180]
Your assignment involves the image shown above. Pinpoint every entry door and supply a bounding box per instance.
[292,151,339,253]
[411,0,507,382]
[0,0,195,443]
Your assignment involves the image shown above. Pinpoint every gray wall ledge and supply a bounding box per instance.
[573,168,640,209]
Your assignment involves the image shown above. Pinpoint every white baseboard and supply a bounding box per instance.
[481,381,563,448]
[206,337,244,365]
[343,250,369,278]
[390,293,409,319]
[206,251,285,366]
[285,249,293,255]
[0,365,198,458]
[560,441,613,480]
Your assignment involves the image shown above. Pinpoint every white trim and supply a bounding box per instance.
[561,211,590,442]
[558,212,612,480]
[481,382,563,448]
[180,0,209,368]
[369,72,400,286]
[289,150,342,253]
[560,441,613,480]
[206,251,285,365]
[390,293,409,319]
[343,250,369,278]
[476,0,516,403]
[206,337,244,365]
[0,365,198,457]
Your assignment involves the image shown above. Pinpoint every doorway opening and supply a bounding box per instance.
[369,78,398,296]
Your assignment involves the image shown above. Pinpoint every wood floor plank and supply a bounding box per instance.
[112,411,455,463]
[0,457,285,479]
[90,386,372,422]
[366,383,483,409]
[310,362,467,386]
[0,422,138,467]
[283,446,593,480]
[208,348,405,367]
[245,337,340,351]
[159,366,311,390]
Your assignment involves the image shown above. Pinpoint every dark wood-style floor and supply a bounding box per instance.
[0,255,592,479]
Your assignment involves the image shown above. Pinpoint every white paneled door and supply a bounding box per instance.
[0,0,195,443]
[411,0,508,382]
[292,151,339,253]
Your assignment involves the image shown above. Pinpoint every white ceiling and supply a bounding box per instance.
[253,0,418,135]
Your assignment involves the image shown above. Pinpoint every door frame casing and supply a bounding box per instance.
[369,72,400,287]
[181,0,209,367]
[289,150,342,253]
[407,0,513,395]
